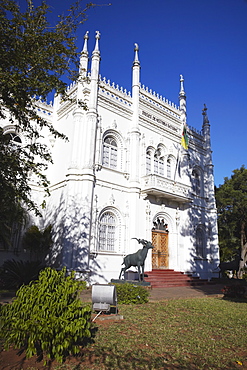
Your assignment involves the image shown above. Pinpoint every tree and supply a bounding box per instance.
[215,165,247,277]
[22,224,53,260]
[0,0,93,244]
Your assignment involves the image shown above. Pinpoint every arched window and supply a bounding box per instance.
[154,148,164,176]
[196,227,206,258]
[102,136,117,169]
[167,158,171,178]
[192,169,201,195]
[4,132,22,148]
[99,212,116,252]
[158,157,164,176]
[146,149,152,175]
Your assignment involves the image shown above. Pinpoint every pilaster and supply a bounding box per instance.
[202,104,215,208]
[129,43,141,185]
[63,32,101,271]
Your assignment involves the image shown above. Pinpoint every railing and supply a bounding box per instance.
[141,174,191,202]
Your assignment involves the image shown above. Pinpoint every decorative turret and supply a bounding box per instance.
[132,43,140,131]
[202,104,211,151]
[179,74,186,124]
[80,30,101,171]
[202,104,215,206]
[129,43,141,185]
[76,31,89,104]
[88,31,101,111]
[129,43,142,244]
[133,43,140,67]
[202,103,209,124]
[79,31,89,78]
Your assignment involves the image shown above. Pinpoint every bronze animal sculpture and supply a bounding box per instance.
[119,238,154,281]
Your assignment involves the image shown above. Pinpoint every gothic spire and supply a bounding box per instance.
[202,104,209,125]
[88,31,101,111]
[202,104,215,206]
[79,31,89,77]
[202,104,211,152]
[179,74,186,98]
[130,42,141,184]
[82,31,89,54]
[179,74,186,124]
[93,30,100,55]
[133,43,140,67]
[132,42,141,128]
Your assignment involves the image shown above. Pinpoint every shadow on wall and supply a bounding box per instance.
[179,195,219,280]
[178,152,219,278]
[44,193,106,283]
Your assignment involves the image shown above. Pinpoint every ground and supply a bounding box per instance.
[1,282,247,369]
[0,317,120,370]
[1,313,247,370]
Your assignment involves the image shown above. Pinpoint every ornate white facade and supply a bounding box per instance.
[1,32,220,283]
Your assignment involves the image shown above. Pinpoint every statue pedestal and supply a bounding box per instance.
[111,279,151,287]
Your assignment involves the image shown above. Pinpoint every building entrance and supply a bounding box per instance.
[152,230,169,269]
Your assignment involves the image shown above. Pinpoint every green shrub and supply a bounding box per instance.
[222,284,246,298]
[0,267,92,364]
[22,224,53,260]
[0,259,45,289]
[113,282,150,304]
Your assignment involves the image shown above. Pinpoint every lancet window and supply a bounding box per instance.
[192,168,201,196]
[167,155,176,179]
[145,145,178,179]
[195,227,206,258]
[102,136,117,169]
[98,212,116,252]
[167,158,171,178]
[4,131,22,149]
[146,149,152,175]
[154,148,164,176]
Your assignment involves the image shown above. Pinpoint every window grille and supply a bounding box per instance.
[192,169,200,195]
[154,149,164,176]
[154,156,158,174]
[158,157,164,176]
[99,212,116,252]
[167,159,171,178]
[146,151,151,174]
[103,137,117,169]
[196,228,205,258]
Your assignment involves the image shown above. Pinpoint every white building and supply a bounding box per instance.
[1,31,220,283]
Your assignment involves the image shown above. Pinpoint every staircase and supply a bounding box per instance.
[145,269,212,288]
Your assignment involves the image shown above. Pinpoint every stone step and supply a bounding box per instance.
[145,269,212,288]
[151,282,208,288]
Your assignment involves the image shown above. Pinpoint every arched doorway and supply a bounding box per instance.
[152,218,169,269]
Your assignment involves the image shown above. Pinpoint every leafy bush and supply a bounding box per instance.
[22,224,53,260]
[222,284,246,298]
[113,282,150,304]
[0,259,45,289]
[0,267,92,364]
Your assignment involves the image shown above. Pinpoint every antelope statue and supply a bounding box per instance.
[119,238,154,282]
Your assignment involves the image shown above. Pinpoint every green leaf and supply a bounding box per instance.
[0,267,92,364]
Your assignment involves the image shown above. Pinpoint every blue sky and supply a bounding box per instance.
[34,0,247,186]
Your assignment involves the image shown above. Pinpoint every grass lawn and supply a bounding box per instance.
[1,297,247,369]
[81,297,247,370]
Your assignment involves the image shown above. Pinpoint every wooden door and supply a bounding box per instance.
[152,230,169,269]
